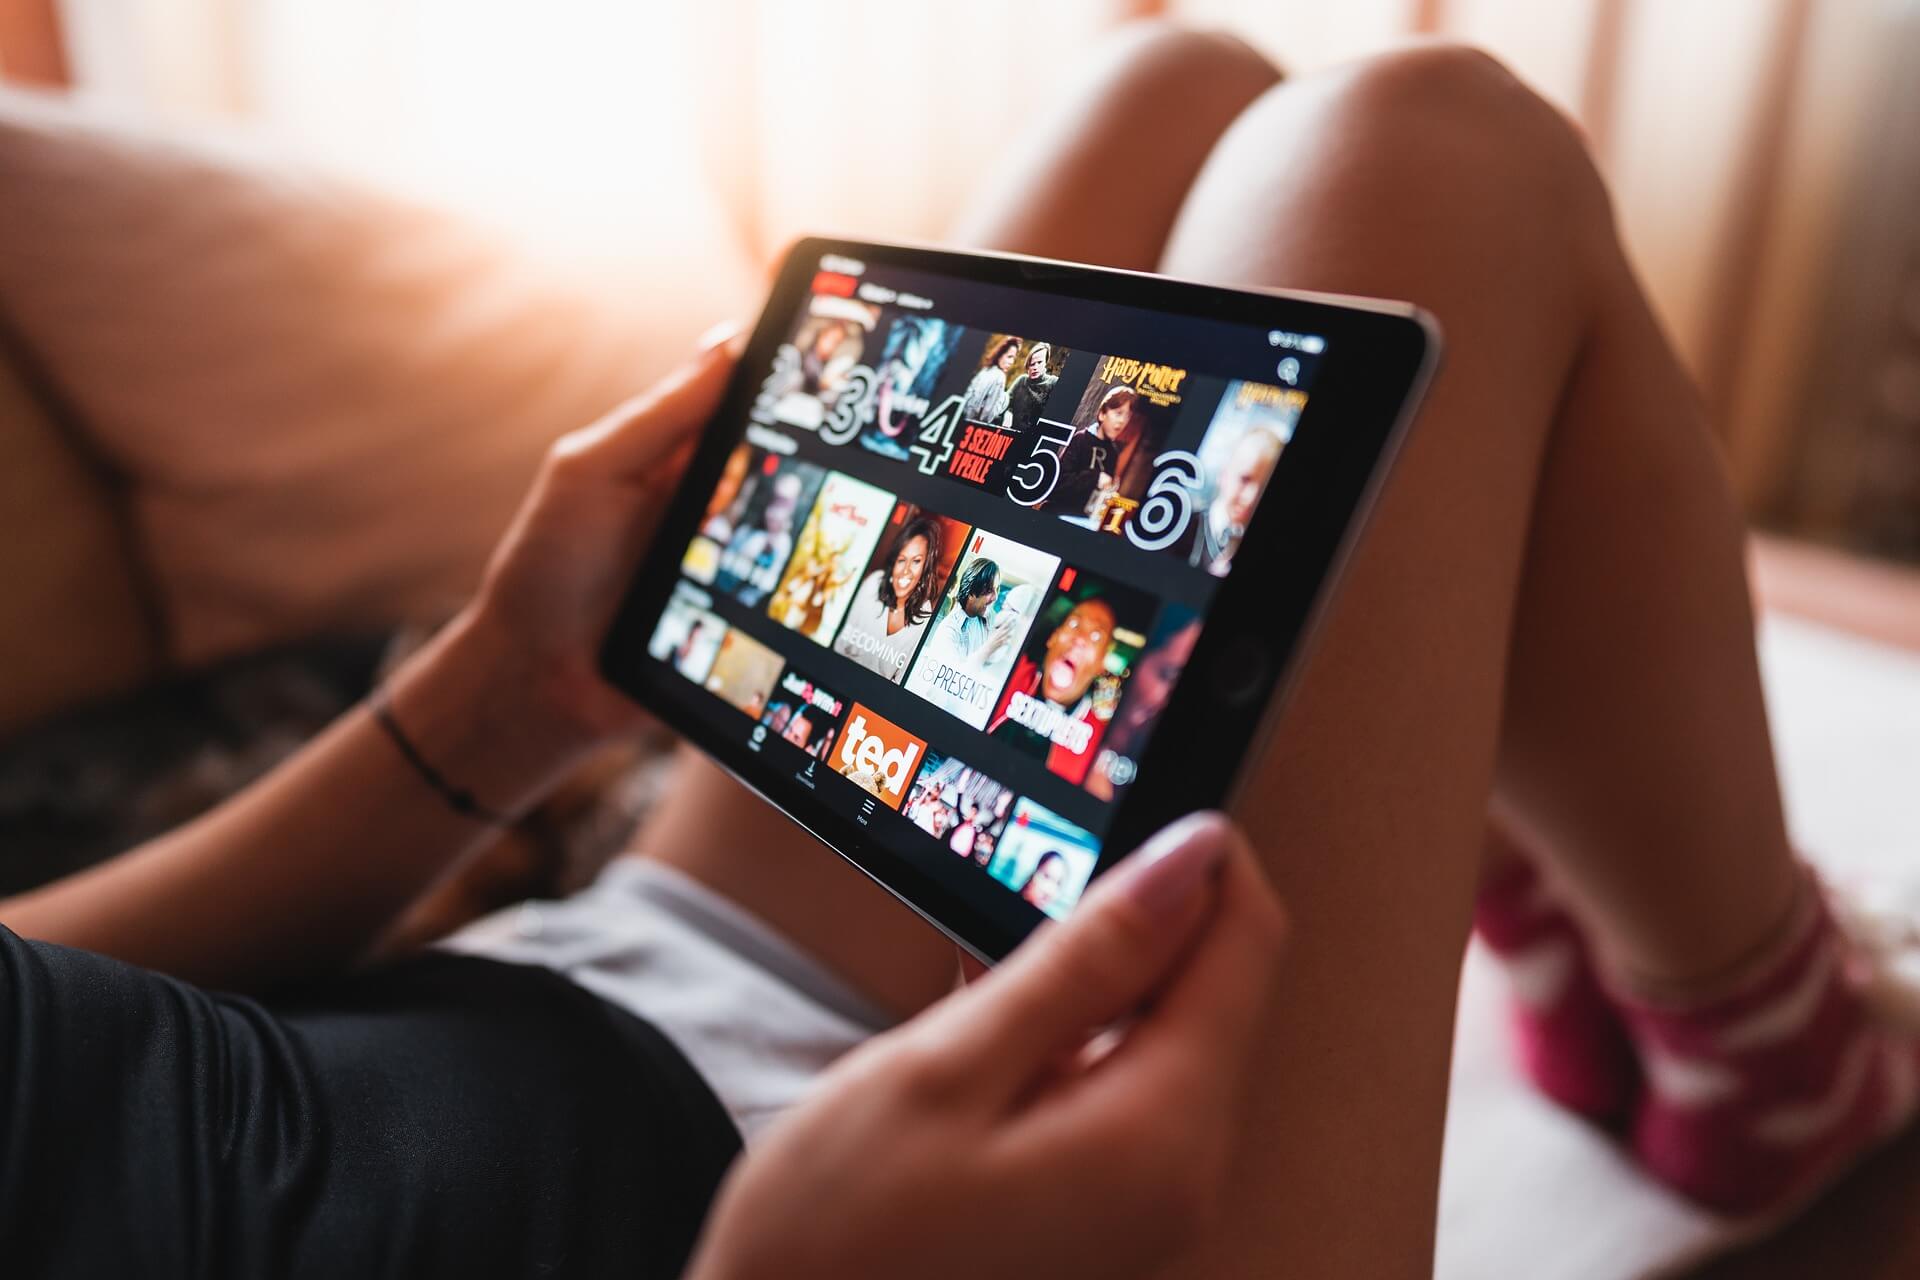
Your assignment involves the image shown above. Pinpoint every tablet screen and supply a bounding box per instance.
[630,248,1328,929]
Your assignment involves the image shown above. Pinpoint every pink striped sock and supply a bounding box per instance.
[1612,870,1920,1219]
[1474,856,1643,1127]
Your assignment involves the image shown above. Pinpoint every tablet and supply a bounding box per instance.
[603,238,1437,962]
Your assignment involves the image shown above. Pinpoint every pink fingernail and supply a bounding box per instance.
[1117,812,1231,921]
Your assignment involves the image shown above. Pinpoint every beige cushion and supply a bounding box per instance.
[0,340,159,734]
[0,90,760,666]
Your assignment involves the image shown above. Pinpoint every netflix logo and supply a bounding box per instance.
[810,270,859,297]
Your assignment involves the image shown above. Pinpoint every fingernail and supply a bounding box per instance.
[696,319,747,357]
[1115,812,1233,921]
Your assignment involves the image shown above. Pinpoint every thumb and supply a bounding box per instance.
[559,322,744,479]
[937,812,1237,1100]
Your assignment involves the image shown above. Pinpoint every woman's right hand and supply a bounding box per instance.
[684,812,1286,1280]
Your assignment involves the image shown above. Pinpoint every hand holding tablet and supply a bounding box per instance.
[603,238,1437,961]
[685,812,1288,1280]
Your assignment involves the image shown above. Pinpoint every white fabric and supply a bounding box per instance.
[442,858,892,1145]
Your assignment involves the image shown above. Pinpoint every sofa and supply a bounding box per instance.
[0,87,760,913]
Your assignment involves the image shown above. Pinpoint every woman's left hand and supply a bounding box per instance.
[0,328,741,984]
[455,326,740,748]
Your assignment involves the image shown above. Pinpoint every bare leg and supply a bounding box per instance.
[1147,45,1798,1276]
[946,24,1286,271]
[642,33,1805,1273]
[628,23,1285,1020]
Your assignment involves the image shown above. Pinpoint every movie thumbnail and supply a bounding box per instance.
[830,503,971,684]
[711,453,827,609]
[957,333,1069,431]
[702,627,786,718]
[902,528,1061,730]
[754,293,881,433]
[1044,353,1187,535]
[988,797,1100,921]
[937,333,1072,489]
[829,702,927,810]
[858,315,965,462]
[987,568,1160,786]
[1183,379,1303,577]
[767,471,898,646]
[758,663,848,760]
[681,442,756,584]
[681,536,722,586]
[901,749,1017,866]
[646,581,725,684]
[1084,605,1200,802]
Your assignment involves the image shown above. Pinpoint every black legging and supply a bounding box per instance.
[0,925,740,1278]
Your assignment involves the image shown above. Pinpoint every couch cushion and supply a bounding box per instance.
[0,90,760,666]
[0,335,157,735]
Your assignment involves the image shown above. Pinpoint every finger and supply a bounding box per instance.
[559,323,744,478]
[1051,834,1286,1123]
[926,812,1237,1100]
[632,435,701,513]
[597,434,704,589]
[984,840,1284,1249]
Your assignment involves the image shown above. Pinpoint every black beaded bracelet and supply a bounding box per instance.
[370,684,508,825]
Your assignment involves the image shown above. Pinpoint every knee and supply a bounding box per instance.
[1315,43,1615,256]
[1100,20,1285,112]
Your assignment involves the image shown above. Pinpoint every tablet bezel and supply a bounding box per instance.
[602,236,1438,962]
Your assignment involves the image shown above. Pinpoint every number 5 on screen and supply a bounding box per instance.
[1006,420,1075,507]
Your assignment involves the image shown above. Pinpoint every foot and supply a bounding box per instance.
[1473,855,1643,1128]
[1610,868,1920,1219]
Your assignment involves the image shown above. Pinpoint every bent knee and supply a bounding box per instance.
[1322,43,1612,235]
[1102,20,1284,107]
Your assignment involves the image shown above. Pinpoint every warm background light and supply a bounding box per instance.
[37,0,1920,548]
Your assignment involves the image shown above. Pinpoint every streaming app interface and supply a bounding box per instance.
[644,252,1324,923]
